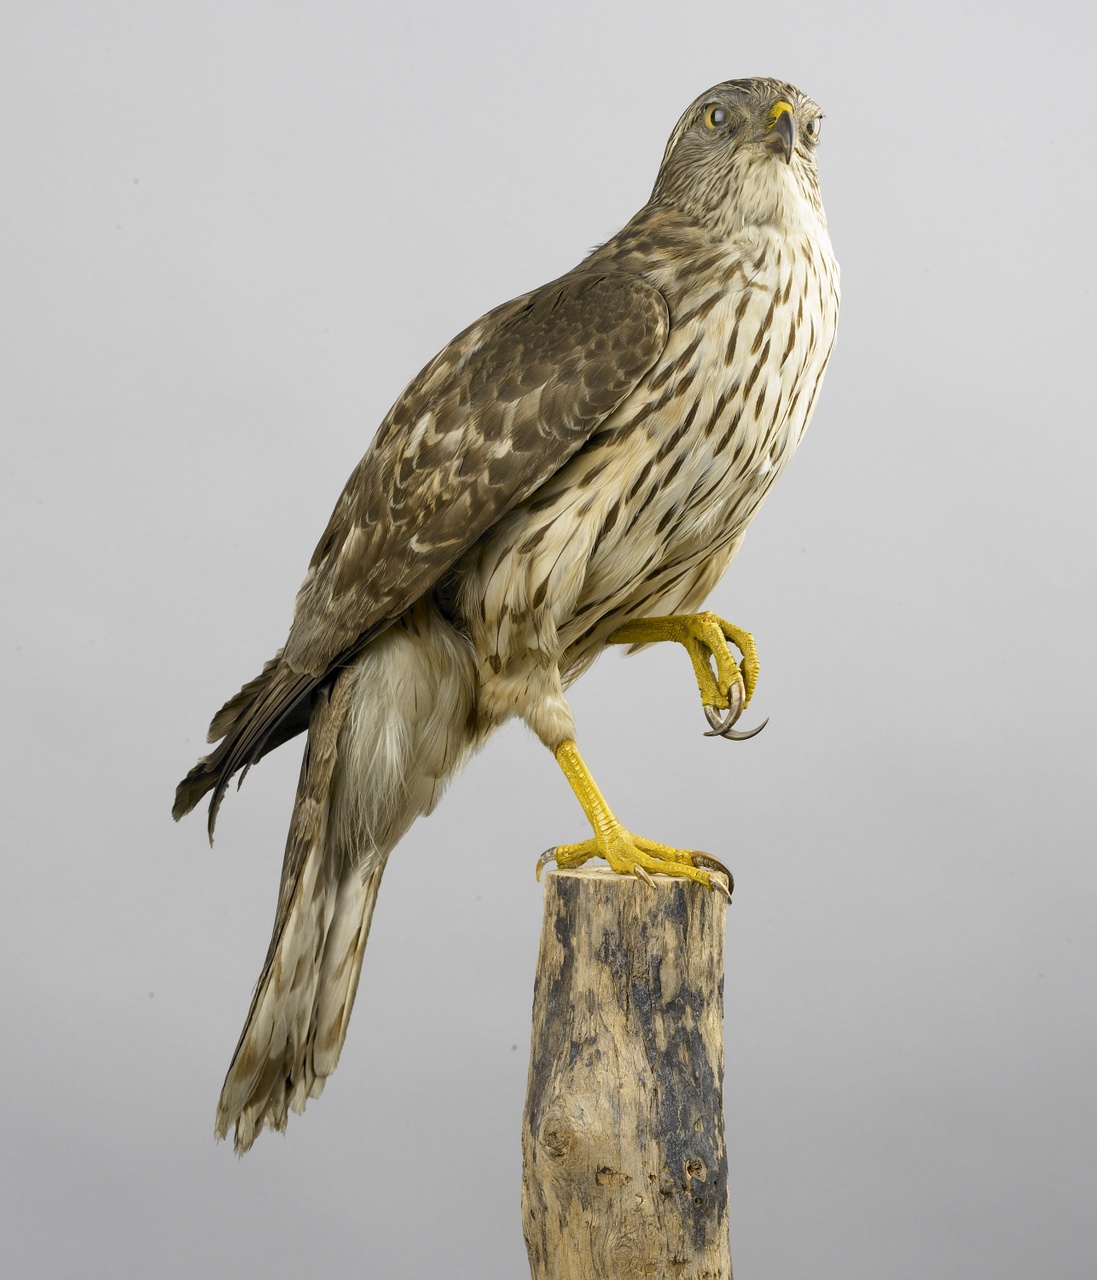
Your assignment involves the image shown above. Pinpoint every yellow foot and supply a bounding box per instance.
[537,831,732,899]
[607,611,767,740]
[544,738,733,899]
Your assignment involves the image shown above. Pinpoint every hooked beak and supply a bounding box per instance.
[763,100,796,164]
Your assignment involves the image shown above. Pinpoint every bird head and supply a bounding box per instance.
[652,78,826,235]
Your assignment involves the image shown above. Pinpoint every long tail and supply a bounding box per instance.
[213,606,480,1153]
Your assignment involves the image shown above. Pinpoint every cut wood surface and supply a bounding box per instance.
[522,867,731,1280]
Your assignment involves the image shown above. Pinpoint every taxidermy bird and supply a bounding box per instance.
[174,76,839,1153]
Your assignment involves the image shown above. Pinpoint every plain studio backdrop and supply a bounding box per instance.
[2,3,1093,1277]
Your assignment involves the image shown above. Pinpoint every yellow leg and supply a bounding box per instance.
[537,739,732,898]
[607,611,765,739]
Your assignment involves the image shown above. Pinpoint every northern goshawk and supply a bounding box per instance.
[175,77,839,1153]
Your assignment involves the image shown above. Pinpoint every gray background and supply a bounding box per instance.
[2,2,1093,1277]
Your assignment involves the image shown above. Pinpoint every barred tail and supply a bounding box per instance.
[215,605,481,1153]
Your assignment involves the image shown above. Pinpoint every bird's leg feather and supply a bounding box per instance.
[538,739,731,899]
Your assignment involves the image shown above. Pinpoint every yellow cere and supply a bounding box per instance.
[767,100,795,128]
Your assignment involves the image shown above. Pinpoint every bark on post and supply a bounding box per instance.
[522,867,732,1280]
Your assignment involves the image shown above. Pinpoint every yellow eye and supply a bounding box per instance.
[805,114,823,141]
[702,103,728,131]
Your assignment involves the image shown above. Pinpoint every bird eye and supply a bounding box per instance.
[702,104,728,131]
[805,114,823,141]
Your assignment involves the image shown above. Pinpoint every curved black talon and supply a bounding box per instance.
[703,702,769,741]
[690,853,733,900]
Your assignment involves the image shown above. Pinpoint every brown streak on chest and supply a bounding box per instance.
[750,296,777,355]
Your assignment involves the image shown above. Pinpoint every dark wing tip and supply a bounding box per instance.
[172,756,220,832]
[174,655,309,841]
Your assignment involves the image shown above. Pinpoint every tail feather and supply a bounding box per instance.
[309,866,380,1079]
[215,671,356,1152]
[212,604,481,1153]
[220,865,385,1150]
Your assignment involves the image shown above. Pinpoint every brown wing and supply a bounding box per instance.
[283,271,670,671]
[174,271,669,831]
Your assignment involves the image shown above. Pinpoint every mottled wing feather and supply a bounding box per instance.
[283,271,670,672]
[175,271,668,829]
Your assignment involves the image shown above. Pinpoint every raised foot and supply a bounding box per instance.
[537,829,732,900]
[607,611,767,740]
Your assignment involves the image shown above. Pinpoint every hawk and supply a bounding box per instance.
[175,77,840,1153]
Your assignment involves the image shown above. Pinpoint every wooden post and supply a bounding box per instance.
[522,867,732,1280]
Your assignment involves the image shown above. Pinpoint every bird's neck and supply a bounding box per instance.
[582,197,830,298]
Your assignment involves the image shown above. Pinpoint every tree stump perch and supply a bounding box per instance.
[522,867,732,1280]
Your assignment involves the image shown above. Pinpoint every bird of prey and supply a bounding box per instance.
[174,77,839,1153]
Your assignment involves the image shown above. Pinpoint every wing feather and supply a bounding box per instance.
[283,271,669,672]
[174,270,669,827]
